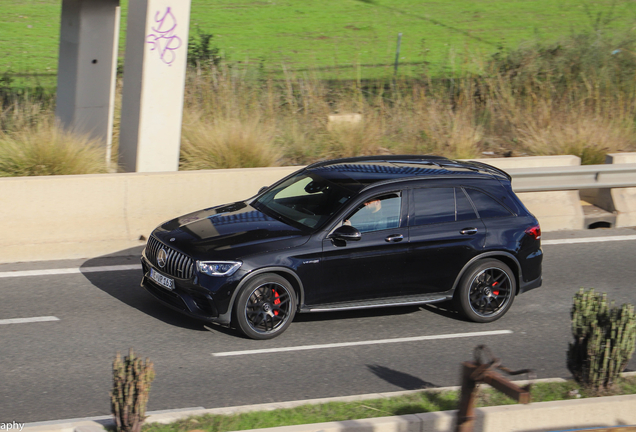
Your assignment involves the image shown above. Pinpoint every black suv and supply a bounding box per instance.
[141,156,542,339]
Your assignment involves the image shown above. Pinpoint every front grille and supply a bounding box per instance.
[146,236,194,279]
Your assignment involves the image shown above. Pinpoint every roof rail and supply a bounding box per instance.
[459,160,511,180]
[306,155,450,170]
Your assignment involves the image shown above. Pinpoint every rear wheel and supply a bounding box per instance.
[454,259,516,323]
[234,274,297,340]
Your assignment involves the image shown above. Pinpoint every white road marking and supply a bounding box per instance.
[542,235,636,245]
[0,316,60,325]
[0,264,142,279]
[211,329,513,357]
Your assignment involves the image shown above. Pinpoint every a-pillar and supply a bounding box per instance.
[118,0,191,172]
[55,0,120,163]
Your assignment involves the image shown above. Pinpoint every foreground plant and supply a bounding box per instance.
[111,349,156,432]
[567,288,636,390]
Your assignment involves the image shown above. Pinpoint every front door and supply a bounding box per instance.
[306,192,410,305]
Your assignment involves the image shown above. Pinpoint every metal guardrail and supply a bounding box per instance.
[507,163,636,192]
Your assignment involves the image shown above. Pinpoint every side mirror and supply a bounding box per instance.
[330,225,362,242]
[258,186,268,195]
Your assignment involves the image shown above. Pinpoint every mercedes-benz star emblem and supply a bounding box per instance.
[157,249,168,268]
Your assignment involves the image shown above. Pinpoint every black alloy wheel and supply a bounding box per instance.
[455,259,516,323]
[234,274,297,340]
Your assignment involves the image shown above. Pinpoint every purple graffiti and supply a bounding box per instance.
[146,7,182,65]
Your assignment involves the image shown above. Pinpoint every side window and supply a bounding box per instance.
[345,193,401,233]
[465,188,513,218]
[456,188,478,221]
[412,188,455,225]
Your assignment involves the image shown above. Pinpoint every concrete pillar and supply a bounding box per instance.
[55,0,120,163]
[118,0,192,172]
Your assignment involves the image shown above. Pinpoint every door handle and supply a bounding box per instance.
[385,234,404,243]
[460,228,478,235]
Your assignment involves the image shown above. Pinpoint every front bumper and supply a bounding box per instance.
[140,256,235,325]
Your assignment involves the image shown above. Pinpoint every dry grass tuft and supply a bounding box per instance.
[0,119,108,177]
[512,110,634,165]
[321,118,386,159]
[180,114,281,170]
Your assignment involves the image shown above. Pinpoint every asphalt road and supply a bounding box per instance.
[1,228,636,423]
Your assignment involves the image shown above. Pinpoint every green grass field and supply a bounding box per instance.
[2,0,636,87]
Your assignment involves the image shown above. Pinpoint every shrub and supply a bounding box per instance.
[567,288,636,390]
[513,111,634,165]
[180,115,280,169]
[0,120,108,176]
[187,30,222,70]
[110,349,155,432]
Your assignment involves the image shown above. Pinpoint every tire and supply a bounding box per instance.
[454,259,516,323]
[233,274,297,340]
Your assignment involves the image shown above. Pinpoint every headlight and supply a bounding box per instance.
[197,261,242,277]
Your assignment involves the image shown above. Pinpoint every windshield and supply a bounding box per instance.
[252,172,357,230]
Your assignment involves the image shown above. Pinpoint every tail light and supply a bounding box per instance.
[525,224,541,240]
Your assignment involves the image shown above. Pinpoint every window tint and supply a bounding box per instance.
[412,188,455,225]
[465,189,512,218]
[346,194,401,233]
[456,188,478,221]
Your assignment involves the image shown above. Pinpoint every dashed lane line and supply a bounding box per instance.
[0,316,60,325]
[212,330,514,357]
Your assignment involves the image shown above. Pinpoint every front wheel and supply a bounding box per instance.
[454,259,516,323]
[233,274,297,340]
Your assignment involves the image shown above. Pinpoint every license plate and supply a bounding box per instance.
[150,268,174,290]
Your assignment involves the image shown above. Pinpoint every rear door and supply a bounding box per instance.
[402,187,486,295]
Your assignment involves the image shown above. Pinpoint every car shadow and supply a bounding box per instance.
[79,247,468,335]
[419,302,468,321]
[292,305,422,323]
[366,364,438,390]
[80,247,212,332]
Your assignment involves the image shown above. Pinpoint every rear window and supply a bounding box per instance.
[411,187,478,225]
[464,188,513,218]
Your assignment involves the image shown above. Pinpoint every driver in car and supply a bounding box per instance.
[344,198,388,232]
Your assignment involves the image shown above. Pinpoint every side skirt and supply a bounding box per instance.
[299,292,454,313]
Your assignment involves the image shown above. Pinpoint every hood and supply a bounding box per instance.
[152,202,309,260]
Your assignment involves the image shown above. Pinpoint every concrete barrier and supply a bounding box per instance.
[581,153,636,228]
[208,394,636,432]
[0,155,586,264]
[471,155,584,232]
[0,166,298,263]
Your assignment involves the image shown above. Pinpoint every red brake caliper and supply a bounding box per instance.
[492,281,499,296]
[273,290,281,315]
